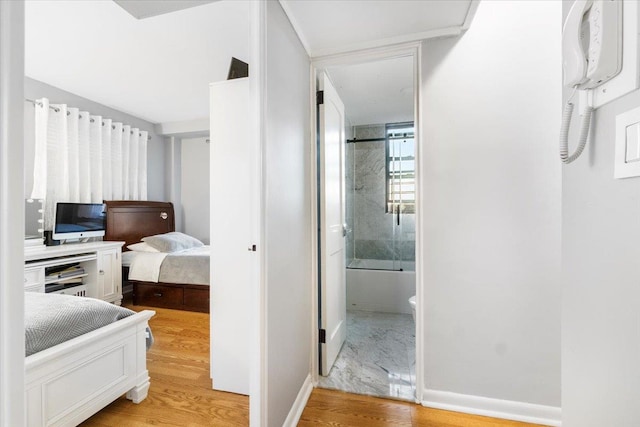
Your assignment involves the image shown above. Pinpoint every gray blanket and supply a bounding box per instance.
[158,246,210,285]
[25,293,138,356]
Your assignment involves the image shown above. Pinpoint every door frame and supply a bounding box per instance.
[309,41,424,402]
[0,1,26,424]
[248,1,266,425]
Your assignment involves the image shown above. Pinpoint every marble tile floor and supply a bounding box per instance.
[318,310,416,401]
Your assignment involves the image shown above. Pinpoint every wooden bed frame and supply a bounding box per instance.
[103,200,210,313]
[25,309,155,426]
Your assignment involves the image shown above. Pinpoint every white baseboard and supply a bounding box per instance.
[282,374,313,427]
[422,389,561,427]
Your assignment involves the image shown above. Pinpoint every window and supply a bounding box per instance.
[386,122,415,214]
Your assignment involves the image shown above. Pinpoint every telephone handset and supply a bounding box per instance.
[560,0,622,164]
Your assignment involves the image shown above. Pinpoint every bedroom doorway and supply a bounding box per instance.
[21,0,255,424]
[313,47,421,402]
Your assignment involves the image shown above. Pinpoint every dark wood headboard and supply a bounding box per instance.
[104,201,175,250]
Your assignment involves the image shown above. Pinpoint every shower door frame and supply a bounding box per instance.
[385,121,416,272]
[309,41,424,403]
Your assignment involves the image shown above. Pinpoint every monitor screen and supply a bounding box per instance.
[53,203,106,240]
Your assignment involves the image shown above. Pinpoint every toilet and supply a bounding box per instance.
[408,295,416,322]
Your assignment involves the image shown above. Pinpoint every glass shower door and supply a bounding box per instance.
[387,123,415,272]
[345,122,415,272]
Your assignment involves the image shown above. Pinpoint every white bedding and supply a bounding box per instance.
[126,252,168,282]
[121,250,137,267]
[124,245,210,285]
[25,292,137,356]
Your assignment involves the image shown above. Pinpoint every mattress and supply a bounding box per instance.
[124,246,210,285]
[25,292,138,356]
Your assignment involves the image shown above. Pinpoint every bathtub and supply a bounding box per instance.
[346,259,416,314]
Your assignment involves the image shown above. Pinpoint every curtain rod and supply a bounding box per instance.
[26,97,60,112]
[25,98,152,141]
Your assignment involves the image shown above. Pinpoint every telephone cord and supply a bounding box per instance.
[560,101,593,164]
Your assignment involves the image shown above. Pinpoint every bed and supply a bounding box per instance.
[25,292,155,426]
[103,200,210,313]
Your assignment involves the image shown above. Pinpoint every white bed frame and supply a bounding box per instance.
[25,310,155,426]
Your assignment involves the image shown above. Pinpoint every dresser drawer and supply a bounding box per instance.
[134,283,183,308]
[24,268,44,288]
[24,283,44,293]
[183,287,210,312]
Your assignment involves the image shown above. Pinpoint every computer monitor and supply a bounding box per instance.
[52,202,106,241]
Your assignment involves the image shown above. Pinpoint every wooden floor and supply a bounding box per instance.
[81,306,543,427]
[80,305,249,426]
[300,389,543,427]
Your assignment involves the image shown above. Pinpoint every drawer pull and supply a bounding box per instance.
[154,292,163,297]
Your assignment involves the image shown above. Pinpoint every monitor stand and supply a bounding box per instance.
[59,237,90,245]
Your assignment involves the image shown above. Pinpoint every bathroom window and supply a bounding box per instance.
[386,122,415,214]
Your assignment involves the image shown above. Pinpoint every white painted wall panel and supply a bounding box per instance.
[562,1,640,425]
[0,2,26,423]
[265,1,312,425]
[181,137,209,244]
[420,0,561,408]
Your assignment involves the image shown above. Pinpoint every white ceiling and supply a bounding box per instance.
[25,0,476,126]
[328,56,414,126]
[113,1,217,19]
[25,0,249,124]
[280,0,476,57]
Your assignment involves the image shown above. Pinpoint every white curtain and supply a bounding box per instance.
[31,98,148,229]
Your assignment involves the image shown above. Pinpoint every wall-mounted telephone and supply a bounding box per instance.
[560,0,622,164]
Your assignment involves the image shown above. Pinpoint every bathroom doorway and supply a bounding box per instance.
[315,52,418,401]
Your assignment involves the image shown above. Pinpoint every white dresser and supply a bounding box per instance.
[24,241,125,305]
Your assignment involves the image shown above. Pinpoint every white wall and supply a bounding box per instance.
[0,2,26,424]
[264,1,312,425]
[180,137,209,243]
[165,137,182,231]
[420,0,561,416]
[561,3,640,426]
[23,77,166,201]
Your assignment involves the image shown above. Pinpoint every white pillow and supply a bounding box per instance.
[127,242,160,253]
[142,232,204,253]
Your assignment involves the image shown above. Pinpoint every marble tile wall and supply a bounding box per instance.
[346,124,415,266]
